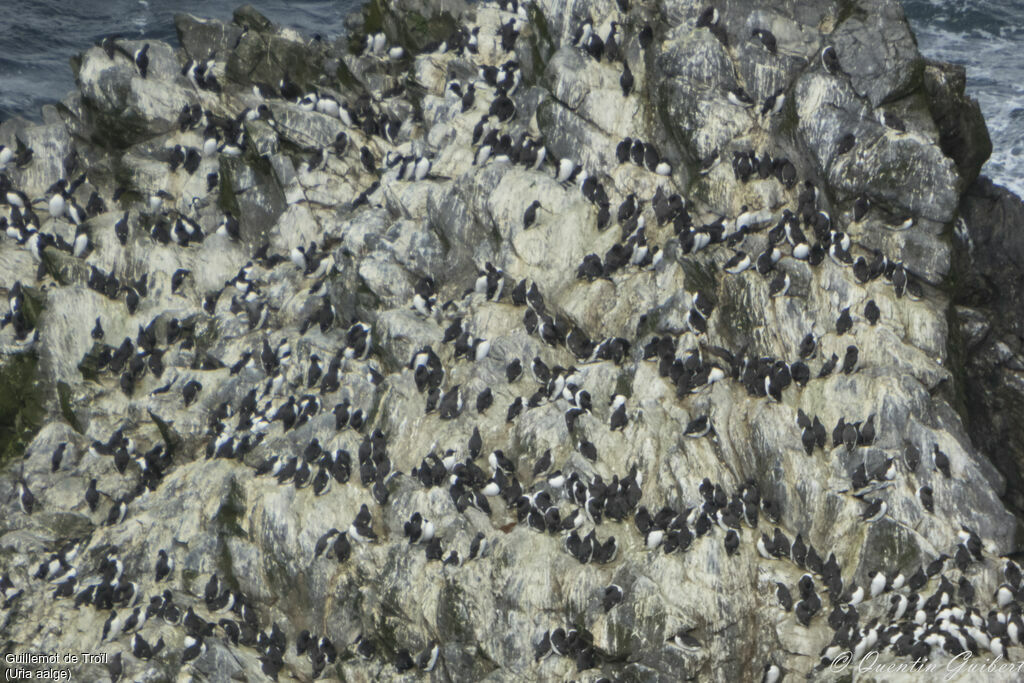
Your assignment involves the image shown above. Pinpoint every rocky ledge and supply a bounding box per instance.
[1,0,1022,680]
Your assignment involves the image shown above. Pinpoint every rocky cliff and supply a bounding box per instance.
[1,0,1023,680]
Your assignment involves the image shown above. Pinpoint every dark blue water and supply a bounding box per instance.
[904,0,1024,197]
[0,0,1021,196]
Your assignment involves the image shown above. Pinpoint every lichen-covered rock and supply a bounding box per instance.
[76,42,198,147]
[225,6,330,93]
[174,13,244,62]
[831,0,923,107]
[0,0,1019,681]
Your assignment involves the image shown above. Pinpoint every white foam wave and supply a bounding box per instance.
[909,17,1024,198]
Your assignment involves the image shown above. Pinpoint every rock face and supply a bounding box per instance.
[953,178,1024,516]
[0,0,1022,681]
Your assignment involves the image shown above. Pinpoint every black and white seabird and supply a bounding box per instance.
[620,63,634,96]
[134,44,150,78]
[131,633,163,660]
[933,445,951,478]
[761,88,786,117]
[724,529,740,555]
[768,271,790,297]
[349,504,377,543]
[886,216,914,231]
[555,158,580,184]
[183,635,207,662]
[696,7,719,29]
[776,582,793,611]
[752,29,777,53]
[616,138,633,164]
[724,251,752,274]
[182,379,202,406]
[727,87,755,108]
[17,480,35,514]
[762,663,783,683]
[47,443,67,473]
[609,395,628,431]
[667,626,702,651]
[836,307,853,334]
[842,346,858,374]
[523,200,541,229]
[821,45,841,74]
[864,299,880,325]
[532,450,552,477]
[880,111,907,133]
[603,584,623,612]
[155,549,173,581]
[860,498,886,522]
[851,196,871,224]
[684,415,711,438]
[476,387,493,414]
